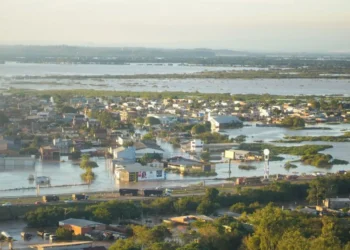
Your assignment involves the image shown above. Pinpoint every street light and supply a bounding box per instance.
[263,149,270,181]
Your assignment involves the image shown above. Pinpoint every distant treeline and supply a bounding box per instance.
[1,45,350,69]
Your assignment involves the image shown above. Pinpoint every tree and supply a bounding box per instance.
[205,188,219,202]
[109,238,140,250]
[277,230,310,250]
[0,111,9,126]
[60,106,77,113]
[142,132,156,141]
[244,203,294,250]
[191,124,207,135]
[281,116,305,128]
[92,207,112,224]
[55,227,73,241]
[200,152,210,162]
[196,200,216,215]
[144,117,161,126]
[80,155,99,169]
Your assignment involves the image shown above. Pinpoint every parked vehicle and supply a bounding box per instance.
[1,231,13,240]
[139,189,164,197]
[42,195,59,203]
[49,235,57,241]
[21,232,32,240]
[119,188,139,196]
[164,188,173,196]
[72,194,89,200]
[34,201,42,205]
[1,202,12,207]
[37,231,45,237]
[43,233,50,239]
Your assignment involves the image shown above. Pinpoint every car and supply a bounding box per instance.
[2,202,12,207]
[64,200,74,203]
[35,201,42,205]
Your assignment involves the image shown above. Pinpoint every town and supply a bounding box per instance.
[0,89,350,249]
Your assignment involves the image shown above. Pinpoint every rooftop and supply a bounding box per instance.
[59,218,105,227]
[30,241,93,248]
[116,162,163,172]
[211,115,242,124]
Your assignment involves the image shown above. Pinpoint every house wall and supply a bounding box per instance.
[137,169,165,181]
[113,147,136,161]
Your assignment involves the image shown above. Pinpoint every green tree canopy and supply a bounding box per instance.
[145,117,161,126]
[0,111,9,126]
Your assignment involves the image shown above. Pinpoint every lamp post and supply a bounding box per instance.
[263,149,270,181]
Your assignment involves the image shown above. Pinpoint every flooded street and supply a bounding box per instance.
[0,123,349,198]
[0,220,49,250]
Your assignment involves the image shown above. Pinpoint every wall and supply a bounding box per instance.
[138,169,164,181]
[0,157,35,170]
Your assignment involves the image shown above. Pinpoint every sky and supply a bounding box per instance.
[1,0,350,52]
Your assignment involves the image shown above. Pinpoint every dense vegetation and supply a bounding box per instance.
[23,172,350,249]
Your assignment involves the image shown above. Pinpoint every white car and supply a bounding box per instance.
[2,202,12,207]
[64,200,74,203]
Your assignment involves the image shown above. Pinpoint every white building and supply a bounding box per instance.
[114,162,165,182]
[190,139,204,152]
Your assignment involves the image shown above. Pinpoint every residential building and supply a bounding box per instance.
[323,198,350,210]
[114,162,165,182]
[39,146,60,160]
[208,114,242,131]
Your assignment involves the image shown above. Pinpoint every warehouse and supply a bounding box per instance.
[58,218,106,235]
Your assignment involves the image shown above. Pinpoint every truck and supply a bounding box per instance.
[72,194,89,200]
[37,231,45,237]
[164,188,173,196]
[119,188,139,196]
[139,189,163,197]
[42,195,59,203]
[236,177,262,185]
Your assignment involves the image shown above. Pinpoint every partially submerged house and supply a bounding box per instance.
[209,114,242,131]
[39,145,60,160]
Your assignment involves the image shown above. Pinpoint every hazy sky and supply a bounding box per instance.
[1,0,350,52]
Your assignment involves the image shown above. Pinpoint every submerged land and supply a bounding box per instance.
[0,47,350,250]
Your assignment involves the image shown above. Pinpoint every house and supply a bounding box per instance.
[147,114,178,125]
[39,146,60,160]
[93,128,107,140]
[53,138,72,154]
[190,139,204,152]
[224,150,261,161]
[113,146,136,161]
[133,141,164,159]
[120,110,138,121]
[59,218,106,235]
[167,156,215,173]
[72,114,86,127]
[323,198,350,210]
[209,114,242,131]
[114,162,165,182]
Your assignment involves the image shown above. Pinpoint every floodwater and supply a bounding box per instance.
[1,78,349,96]
[0,123,349,198]
[0,62,267,77]
[0,220,48,250]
